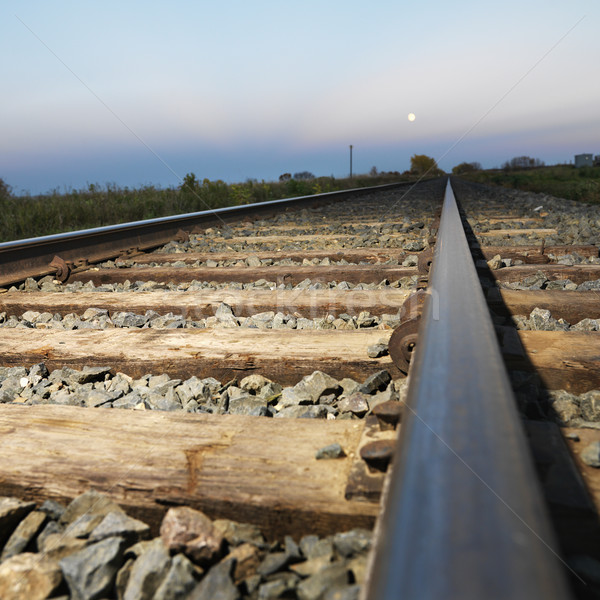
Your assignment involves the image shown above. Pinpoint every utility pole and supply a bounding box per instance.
[349,145,353,179]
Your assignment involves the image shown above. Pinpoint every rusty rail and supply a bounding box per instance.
[364,180,572,599]
[0,181,413,288]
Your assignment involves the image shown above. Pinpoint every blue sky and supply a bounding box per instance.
[1,0,598,195]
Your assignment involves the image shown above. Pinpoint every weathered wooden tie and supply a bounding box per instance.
[120,244,597,266]
[490,264,600,284]
[0,328,598,391]
[0,289,411,319]
[478,228,558,237]
[488,288,600,323]
[68,265,416,286]
[0,404,381,539]
[0,328,401,383]
[502,330,600,393]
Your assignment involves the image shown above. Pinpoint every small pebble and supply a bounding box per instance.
[367,344,388,358]
[580,441,600,467]
[486,254,503,270]
[315,443,346,460]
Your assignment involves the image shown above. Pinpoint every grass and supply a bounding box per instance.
[0,172,414,243]
[458,164,600,205]
[9,163,593,244]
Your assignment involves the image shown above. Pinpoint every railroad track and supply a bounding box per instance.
[0,177,598,598]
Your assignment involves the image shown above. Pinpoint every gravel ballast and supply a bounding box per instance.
[0,364,406,420]
[0,490,372,600]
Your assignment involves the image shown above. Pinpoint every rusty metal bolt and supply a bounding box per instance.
[175,229,190,243]
[49,255,71,283]
[388,319,419,375]
[372,400,403,431]
[398,290,427,323]
[360,439,395,473]
[417,248,434,276]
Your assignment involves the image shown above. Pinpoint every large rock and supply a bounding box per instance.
[274,405,328,419]
[122,538,171,600]
[160,507,224,566]
[275,387,313,411]
[581,442,600,468]
[212,519,265,547]
[275,372,341,411]
[89,510,151,545]
[63,512,110,539]
[291,555,331,577]
[297,563,349,600]
[293,372,342,403]
[83,389,121,408]
[528,308,565,331]
[257,573,299,599]
[257,551,289,577]
[0,553,62,600]
[39,499,66,521]
[227,394,268,416]
[111,312,148,328]
[323,584,361,600]
[0,378,24,403]
[67,366,112,385]
[522,271,548,290]
[572,318,600,332]
[301,537,334,561]
[1,510,47,561]
[239,374,272,394]
[225,542,261,584]
[115,558,134,599]
[215,303,238,327]
[332,529,372,557]
[580,391,600,422]
[338,393,369,417]
[549,390,581,425]
[0,497,36,549]
[188,558,239,600]
[60,489,124,527]
[38,532,88,562]
[357,370,391,394]
[60,536,126,600]
[154,553,200,600]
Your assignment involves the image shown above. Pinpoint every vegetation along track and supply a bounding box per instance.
[0,176,599,598]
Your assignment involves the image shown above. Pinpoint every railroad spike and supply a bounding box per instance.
[389,290,428,374]
[359,439,395,472]
[49,255,71,283]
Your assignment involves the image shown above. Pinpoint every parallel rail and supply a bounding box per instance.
[365,180,571,598]
[0,181,412,288]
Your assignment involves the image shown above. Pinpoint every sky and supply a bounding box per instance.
[1,0,599,195]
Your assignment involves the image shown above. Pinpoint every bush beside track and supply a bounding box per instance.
[458,164,600,205]
[0,172,412,243]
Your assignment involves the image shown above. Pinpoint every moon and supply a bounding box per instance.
[408,113,416,122]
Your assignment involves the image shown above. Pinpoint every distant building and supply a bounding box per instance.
[575,153,593,167]
[595,155,600,167]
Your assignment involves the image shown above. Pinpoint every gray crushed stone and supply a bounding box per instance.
[511,307,600,332]
[453,178,600,247]
[0,491,372,600]
[7,275,418,295]
[0,305,403,332]
[0,364,407,420]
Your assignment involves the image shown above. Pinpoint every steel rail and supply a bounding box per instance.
[364,180,572,599]
[0,181,412,287]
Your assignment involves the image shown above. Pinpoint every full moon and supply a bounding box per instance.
[408,113,416,122]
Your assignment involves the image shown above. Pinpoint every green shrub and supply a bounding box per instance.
[458,165,600,205]
[0,170,422,243]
